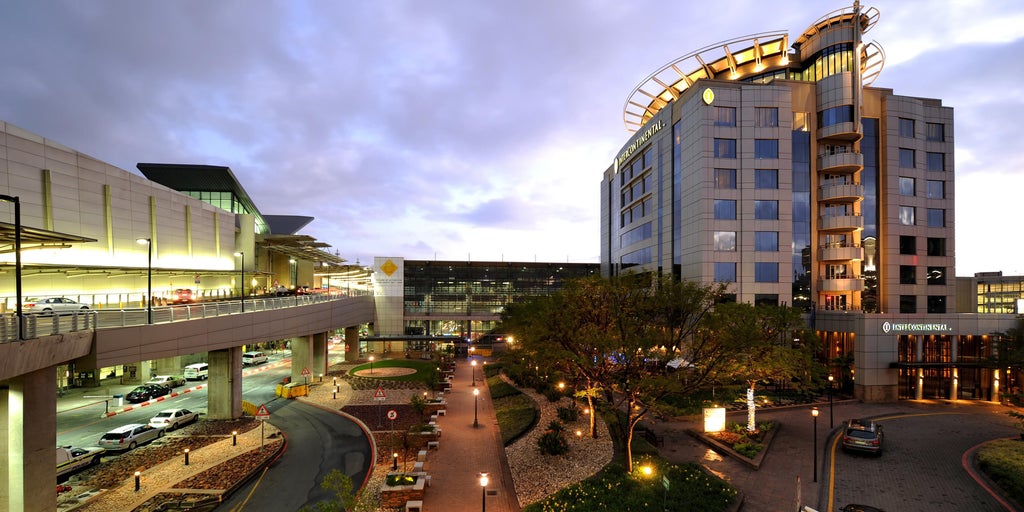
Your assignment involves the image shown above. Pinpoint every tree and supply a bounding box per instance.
[502,274,727,473]
[298,468,376,512]
[707,302,819,431]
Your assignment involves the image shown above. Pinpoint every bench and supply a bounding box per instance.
[641,429,664,447]
[413,461,424,472]
[417,449,427,462]
[405,500,423,512]
[430,414,438,422]
[437,409,446,416]
[427,440,440,450]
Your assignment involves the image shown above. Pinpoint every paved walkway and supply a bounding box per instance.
[421,357,520,511]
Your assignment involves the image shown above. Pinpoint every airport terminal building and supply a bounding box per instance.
[599,3,1020,402]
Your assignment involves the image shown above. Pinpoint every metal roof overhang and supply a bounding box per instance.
[0,222,97,254]
[258,234,347,267]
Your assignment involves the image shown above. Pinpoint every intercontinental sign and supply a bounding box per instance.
[616,120,664,168]
[881,321,952,334]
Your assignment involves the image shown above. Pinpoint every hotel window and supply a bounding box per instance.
[818,105,853,127]
[714,231,737,251]
[899,148,915,168]
[899,206,915,226]
[714,262,737,282]
[621,188,632,205]
[754,139,779,159]
[898,177,915,196]
[899,235,916,255]
[927,295,947,314]
[714,168,737,189]
[927,208,945,227]
[754,200,779,220]
[754,294,779,307]
[754,262,779,283]
[926,122,945,142]
[927,267,946,285]
[714,106,737,127]
[755,107,779,127]
[714,138,737,158]
[899,118,915,138]
[926,152,945,172]
[714,200,737,220]
[900,295,917,314]
[926,237,946,256]
[754,231,779,251]
[755,169,778,189]
[926,180,945,199]
[900,265,916,284]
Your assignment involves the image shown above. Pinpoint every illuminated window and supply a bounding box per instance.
[714,168,737,189]
[714,231,737,251]
[899,177,915,196]
[899,206,915,226]
[714,139,737,158]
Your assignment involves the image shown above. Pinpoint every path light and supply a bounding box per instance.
[812,407,819,482]
[134,471,141,491]
[232,431,238,446]
[184,448,190,466]
[369,355,375,374]
[471,360,477,386]
[473,388,480,427]
[828,374,835,428]
[393,452,398,471]
[478,472,489,512]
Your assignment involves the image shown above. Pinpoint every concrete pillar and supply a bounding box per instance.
[345,326,359,361]
[915,368,924,400]
[2,368,58,512]
[312,332,327,380]
[291,335,313,384]
[951,368,959,401]
[153,356,184,377]
[207,348,242,420]
[993,369,1002,402]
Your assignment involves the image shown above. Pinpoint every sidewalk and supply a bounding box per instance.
[420,358,520,511]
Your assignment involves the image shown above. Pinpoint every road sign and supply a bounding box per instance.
[374,386,387,400]
[662,475,670,490]
[194,273,201,284]
[386,409,398,420]
[255,404,270,420]
[301,367,311,376]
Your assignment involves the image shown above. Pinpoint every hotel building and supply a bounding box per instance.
[599,3,1020,402]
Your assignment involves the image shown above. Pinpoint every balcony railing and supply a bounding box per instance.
[818,214,864,231]
[818,183,864,202]
[818,152,864,173]
[819,245,864,261]
[818,121,862,142]
[0,293,364,343]
[818,277,864,292]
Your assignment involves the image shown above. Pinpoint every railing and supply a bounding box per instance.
[0,293,365,343]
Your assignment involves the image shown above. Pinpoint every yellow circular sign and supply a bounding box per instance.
[702,88,715,105]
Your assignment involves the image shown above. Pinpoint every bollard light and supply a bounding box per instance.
[393,452,399,471]
[184,448,190,466]
[134,471,141,491]
[232,430,238,446]
[333,386,338,399]
[369,355,375,374]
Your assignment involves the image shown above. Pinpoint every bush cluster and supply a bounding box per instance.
[537,420,570,456]
[556,405,579,423]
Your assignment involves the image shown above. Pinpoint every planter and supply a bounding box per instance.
[380,472,426,509]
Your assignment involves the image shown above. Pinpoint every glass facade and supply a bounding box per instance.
[791,129,811,310]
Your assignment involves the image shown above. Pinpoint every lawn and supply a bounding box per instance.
[347,358,439,383]
[977,438,1024,505]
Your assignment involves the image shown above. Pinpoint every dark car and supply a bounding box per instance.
[842,418,884,455]
[125,384,170,403]
[841,505,886,512]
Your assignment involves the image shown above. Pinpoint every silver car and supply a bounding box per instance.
[97,423,162,451]
[24,297,90,314]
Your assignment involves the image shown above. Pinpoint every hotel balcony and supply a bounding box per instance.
[818,277,864,292]
[818,152,864,174]
[818,213,864,232]
[817,121,863,142]
[819,245,864,262]
[818,183,864,203]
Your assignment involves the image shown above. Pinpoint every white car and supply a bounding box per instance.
[97,423,162,451]
[242,351,268,366]
[23,297,90,314]
[148,408,198,431]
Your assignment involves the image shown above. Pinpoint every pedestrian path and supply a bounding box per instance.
[420,358,520,511]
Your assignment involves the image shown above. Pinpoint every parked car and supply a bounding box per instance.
[148,408,198,431]
[146,375,186,389]
[97,424,162,451]
[167,288,194,304]
[184,363,209,380]
[125,384,170,403]
[242,351,268,366]
[841,418,884,455]
[23,297,90,314]
[56,445,105,478]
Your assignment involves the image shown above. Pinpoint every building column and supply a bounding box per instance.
[291,335,313,384]
[915,368,924,400]
[312,332,327,380]
[993,369,1002,403]
[2,368,57,512]
[950,336,959,400]
[207,348,242,420]
[950,367,960,401]
[152,356,184,377]
[344,326,359,362]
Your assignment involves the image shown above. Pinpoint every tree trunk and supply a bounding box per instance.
[587,392,597,438]
[746,381,757,432]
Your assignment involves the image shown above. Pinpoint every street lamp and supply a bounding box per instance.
[233,251,245,312]
[812,407,819,482]
[478,472,489,512]
[827,374,835,429]
[369,355,375,374]
[136,238,152,324]
[1,195,23,339]
[473,388,480,427]
[471,359,477,387]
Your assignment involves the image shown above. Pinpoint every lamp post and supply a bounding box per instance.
[827,374,835,429]
[812,407,819,482]
[369,355,375,375]
[1,195,23,340]
[478,472,489,512]
[473,388,480,427]
[136,238,153,324]
[471,359,477,387]
[234,251,245,312]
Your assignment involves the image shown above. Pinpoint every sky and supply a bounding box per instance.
[2,1,1024,275]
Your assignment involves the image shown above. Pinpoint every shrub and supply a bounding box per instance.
[538,425,570,456]
[557,405,580,422]
[977,439,1024,504]
[733,441,763,459]
[542,387,563,402]
[385,474,416,486]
